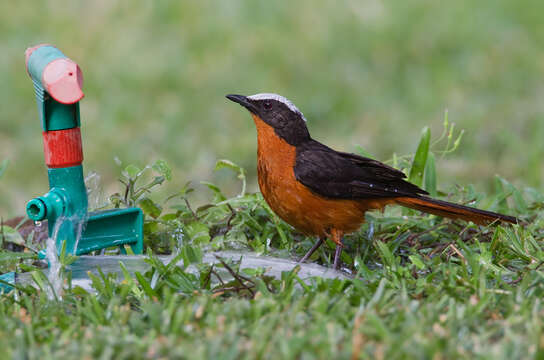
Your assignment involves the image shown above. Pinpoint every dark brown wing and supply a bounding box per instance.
[294,140,428,199]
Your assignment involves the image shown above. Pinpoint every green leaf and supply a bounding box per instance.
[119,261,135,286]
[214,159,246,196]
[0,250,36,263]
[375,241,396,269]
[169,269,199,293]
[87,271,106,296]
[123,244,135,255]
[496,176,527,213]
[184,221,211,243]
[152,159,172,181]
[135,271,158,298]
[0,250,38,272]
[0,159,8,179]
[180,244,202,266]
[200,181,227,203]
[493,176,509,211]
[124,164,141,179]
[1,226,25,246]
[144,221,159,235]
[139,197,163,218]
[215,159,242,174]
[160,213,178,221]
[408,126,431,187]
[58,240,78,266]
[424,152,437,197]
[409,254,425,270]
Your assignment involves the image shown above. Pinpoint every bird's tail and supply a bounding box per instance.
[395,196,518,225]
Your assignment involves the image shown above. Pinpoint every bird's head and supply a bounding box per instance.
[226,93,310,146]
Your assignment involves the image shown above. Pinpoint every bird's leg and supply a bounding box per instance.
[331,229,344,270]
[333,245,343,270]
[299,237,325,263]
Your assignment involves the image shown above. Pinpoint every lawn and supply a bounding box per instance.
[1,135,543,358]
[1,1,544,359]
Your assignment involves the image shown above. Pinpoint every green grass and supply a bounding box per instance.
[1,0,544,216]
[1,127,544,358]
[2,249,544,359]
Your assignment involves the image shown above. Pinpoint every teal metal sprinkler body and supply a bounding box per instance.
[25,44,143,256]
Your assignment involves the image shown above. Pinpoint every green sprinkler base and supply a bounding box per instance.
[77,208,143,255]
[0,272,15,293]
[38,207,144,259]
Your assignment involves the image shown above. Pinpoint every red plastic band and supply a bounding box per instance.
[43,128,84,168]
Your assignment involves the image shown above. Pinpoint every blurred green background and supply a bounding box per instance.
[1,0,543,217]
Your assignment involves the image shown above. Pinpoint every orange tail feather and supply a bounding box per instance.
[396,196,517,225]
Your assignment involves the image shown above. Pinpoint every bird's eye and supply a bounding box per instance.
[263,101,272,110]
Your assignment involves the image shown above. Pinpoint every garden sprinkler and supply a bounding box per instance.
[24,44,143,256]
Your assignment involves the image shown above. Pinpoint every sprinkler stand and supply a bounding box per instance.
[25,44,143,256]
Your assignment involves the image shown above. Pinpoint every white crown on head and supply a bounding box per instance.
[247,93,307,122]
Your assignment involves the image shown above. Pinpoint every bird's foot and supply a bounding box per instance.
[298,237,324,263]
[333,245,342,270]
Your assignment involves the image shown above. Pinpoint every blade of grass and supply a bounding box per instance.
[424,152,437,197]
[408,126,430,187]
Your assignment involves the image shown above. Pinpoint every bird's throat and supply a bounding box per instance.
[252,114,296,179]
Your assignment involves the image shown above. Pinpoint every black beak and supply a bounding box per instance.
[226,94,258,113]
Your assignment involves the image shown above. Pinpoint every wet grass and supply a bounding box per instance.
[1,127,544,358]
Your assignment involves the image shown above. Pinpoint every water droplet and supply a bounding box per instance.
[45,217,65,300]
[85,172,105,211]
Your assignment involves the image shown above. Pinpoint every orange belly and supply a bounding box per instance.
[253,114,388,238]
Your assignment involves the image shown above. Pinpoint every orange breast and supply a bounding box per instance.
[253,115,387,237]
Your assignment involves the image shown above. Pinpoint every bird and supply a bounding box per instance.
[226,93,517,269]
